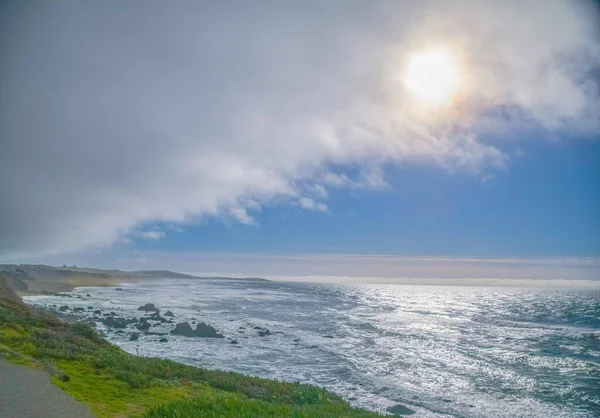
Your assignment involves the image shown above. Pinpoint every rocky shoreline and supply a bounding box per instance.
[29,292,276,349]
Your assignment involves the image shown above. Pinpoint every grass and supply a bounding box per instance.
[0,287,386,417]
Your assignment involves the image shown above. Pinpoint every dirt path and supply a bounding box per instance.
[0,359,94,418]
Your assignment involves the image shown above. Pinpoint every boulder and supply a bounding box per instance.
[129,333,139,341]
[73,307,85,312]
[386,404,416,416]
[94,310,102,315]
[137,303,159,314]
[159,337,168,343]
[230,340,239,345]
[170,321,224,338]
[258,329,271,337]
[164,310,174,317]
[193,322,225,338]
[58,305,69,312]
[148,313,168,323]
[170,322,195,337]
[102,316,128,329]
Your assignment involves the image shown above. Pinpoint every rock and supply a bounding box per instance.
[149,313,168,323]
[58,305,69,312]
[170,321,224,338]
[170,322,195,336]
[116,288,123,291]
[293,339,301,342]
[258,329,271,337]
[238,326,246,329]
[86,294,91,297]
[164,310,174,317]
[87,306,94,310]
[115,330,124,334]
[238,330,245,333]
[386,404,416,416]
[194,322,225,338]
[136,319,151,331]
[253,326,263,330]
[102,316,128,329]
[323,335,334,338]
[73,307,85,312]
[94,310,102,315]
[230,340,239,344]
[129,333,139,341]
[159,337,168,343]
[138,303,159,314]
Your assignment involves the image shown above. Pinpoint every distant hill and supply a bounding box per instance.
[0,264,268,294]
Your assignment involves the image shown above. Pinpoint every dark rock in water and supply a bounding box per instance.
[138,303,159,313]
[129,333,139,341]
[94,310,102,315]
[159,337,168,343]
[194,322,225,338]
[442,399,452,403]
[109,312,116,316]
[258,329,271,337]
[386,404,416,416]
[126,317,138,324]
[253,326,263,330]
[293,339,301,342]
[230,340,239,344]
[171,321,224,338]
[73,307,85,312]
[238,330,245,333]
[116,288,123,291]
[170,322,194,336]
[86,294,91,297]
[323,335,334,338]
[87,306,94,310]
[115,330,125,334]
[58,305,69,312]
[136,323,150,331]
[102,316,128,329]
[149,313,168,323]
[238,326,246,329]
[164,310,174,317]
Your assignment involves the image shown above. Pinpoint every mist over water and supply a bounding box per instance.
[26,279,600,417]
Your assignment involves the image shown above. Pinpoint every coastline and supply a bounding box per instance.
[1,275,386,417]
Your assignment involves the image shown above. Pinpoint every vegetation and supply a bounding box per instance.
[0,277,384,417]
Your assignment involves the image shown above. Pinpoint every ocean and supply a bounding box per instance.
[25,279,600,417]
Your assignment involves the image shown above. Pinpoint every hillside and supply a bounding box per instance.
[0,278,384,418]
[0,264,267,295]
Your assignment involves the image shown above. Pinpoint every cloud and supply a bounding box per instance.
[298,197,328,212]
[0,0,598,254]
[138,231,166,241]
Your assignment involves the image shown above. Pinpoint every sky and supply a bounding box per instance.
[0,1,599,281]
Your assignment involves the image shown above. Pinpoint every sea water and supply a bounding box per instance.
[25,279,600,417]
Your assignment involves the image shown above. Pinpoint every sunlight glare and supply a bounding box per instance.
[404,48,461,106]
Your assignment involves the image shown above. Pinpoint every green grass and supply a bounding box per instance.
[0,292,386,417]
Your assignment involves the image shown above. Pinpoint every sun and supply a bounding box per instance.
[404,47,461,106]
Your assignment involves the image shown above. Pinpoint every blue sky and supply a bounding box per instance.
[135,137,599,258]
[1,1,599,280]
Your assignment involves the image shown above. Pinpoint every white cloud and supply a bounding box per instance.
[0,0,598,254]
[138,231,166,241]
[298,197,328,212]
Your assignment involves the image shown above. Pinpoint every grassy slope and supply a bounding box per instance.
[0,279,385,418]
